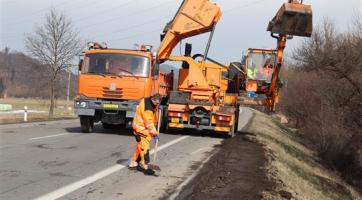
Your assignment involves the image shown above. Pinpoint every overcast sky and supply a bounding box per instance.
[1,0,361,63]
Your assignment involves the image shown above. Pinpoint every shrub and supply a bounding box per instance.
[280,17,362,190]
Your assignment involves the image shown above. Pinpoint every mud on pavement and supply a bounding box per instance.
[173,133,274,200]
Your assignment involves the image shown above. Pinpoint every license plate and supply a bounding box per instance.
[103,104,118,109]
[171,117,179,123]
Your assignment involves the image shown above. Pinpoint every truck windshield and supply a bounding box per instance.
[247,52,276,82]
[84,53,150,77]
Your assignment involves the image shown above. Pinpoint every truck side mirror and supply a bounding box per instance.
[241,55,247,66]
[152,63,160,79]
[160,33,166,42]
[78,59,83,71]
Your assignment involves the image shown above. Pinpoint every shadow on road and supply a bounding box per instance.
[163,128,232,139]
[64,123,239,139]
[64,123,134,137]
[116,159,129,165]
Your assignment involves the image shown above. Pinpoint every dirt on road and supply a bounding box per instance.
[175,133,274,200]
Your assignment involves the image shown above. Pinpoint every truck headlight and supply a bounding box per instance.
[76,101,87,108]
[80,102,87,108]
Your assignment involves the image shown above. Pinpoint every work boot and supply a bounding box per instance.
[139,162,155,175]
[139,162,148,170]
[144,168,155,176]
[128,160,138,170]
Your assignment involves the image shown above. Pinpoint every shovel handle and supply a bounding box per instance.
[153,108,162,162]
[153,138,159,161]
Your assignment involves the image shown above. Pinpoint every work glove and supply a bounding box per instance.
[153,134,160,141]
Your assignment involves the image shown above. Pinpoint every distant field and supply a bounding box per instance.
[0,98,77,124]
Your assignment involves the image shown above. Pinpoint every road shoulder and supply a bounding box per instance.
[173,109,361,200]
[172,127,274,200]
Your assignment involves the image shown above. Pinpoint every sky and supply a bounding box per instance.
[0,0,361,64]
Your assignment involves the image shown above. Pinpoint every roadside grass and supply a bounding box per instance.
[0,98,76,124]
[246,110,361,200]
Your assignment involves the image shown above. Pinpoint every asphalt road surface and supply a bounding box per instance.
[0,108,253,200]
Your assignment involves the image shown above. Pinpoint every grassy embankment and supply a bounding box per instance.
[0,98,76,124]
[246,110,361,200]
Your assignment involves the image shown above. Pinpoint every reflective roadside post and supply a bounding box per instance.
[24,106,28,122]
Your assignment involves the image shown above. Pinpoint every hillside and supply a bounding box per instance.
[0,49,77,99]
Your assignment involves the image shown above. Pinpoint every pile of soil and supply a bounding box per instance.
[175,134,274,200]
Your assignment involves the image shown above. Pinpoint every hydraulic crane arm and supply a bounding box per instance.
[156,0,222,62]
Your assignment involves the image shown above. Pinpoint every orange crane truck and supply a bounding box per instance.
[238,0,313,112]
[238,48,278,112]
[156,0,240,136]
[154,0,313,136]
[75,43,173,133]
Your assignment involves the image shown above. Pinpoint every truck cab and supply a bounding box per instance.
[245,48,277,94]
[75,43,173,133]
[238,48,278,110]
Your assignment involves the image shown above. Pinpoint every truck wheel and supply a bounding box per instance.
[228,123,236,138]
[80,116,94,133]
[159,107,167,132]
[228,114,237,138]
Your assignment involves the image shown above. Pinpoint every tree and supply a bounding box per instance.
[0,78,4,97]
[0,47,11,98]
[25,9,81,118]
[280,17,362,188]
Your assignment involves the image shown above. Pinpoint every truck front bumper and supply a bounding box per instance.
[74,99,139,117]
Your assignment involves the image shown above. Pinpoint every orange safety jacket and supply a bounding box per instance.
[132,97,159,136]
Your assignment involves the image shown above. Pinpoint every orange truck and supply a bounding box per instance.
[153,0,312,136]
[156,0,239,136]
[238,48,278,111]
[75,43,173,133]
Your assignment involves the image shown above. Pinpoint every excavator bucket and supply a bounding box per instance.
[267,1,313,37]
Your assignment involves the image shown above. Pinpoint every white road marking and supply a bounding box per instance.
[189,147,211,155]
[33,136,190,200]
[0,145,12,149]
[0,119,78,130]
[29,133,70,140]
[0,133,77,149]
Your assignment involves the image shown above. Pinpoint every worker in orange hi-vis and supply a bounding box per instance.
[129,94,161,173]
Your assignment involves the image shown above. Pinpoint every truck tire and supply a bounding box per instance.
[228,123,236,138]
[80,116,94,133]
[228,113,237,138]
[159,107,167,132]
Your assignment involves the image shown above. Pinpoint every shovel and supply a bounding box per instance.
[147,108,162,171]
[148,138,161,171]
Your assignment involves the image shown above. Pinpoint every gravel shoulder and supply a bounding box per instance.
[174,132,273,200]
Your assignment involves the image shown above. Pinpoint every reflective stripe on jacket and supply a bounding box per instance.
[132,98,158,136]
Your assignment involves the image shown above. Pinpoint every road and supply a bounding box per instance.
[0,108,253,200]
